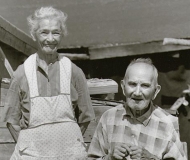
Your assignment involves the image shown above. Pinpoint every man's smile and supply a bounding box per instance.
[132,98,143,101]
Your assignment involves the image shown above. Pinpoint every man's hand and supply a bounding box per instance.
[110,143,131,160]
[128,145,142,160]
[128,145,160,160]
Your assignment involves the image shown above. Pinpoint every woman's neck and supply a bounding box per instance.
[37,51,58,65]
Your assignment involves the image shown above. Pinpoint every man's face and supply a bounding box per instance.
[121,63,160,110]
[32,18,63,55]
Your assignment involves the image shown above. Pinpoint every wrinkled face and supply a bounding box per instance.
[32,18,63,55]
[121,63,160,110]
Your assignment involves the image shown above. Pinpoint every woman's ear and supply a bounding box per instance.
[121,80,126,96]
[152,85,161,100]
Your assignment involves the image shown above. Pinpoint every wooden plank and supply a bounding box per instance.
[0,79,10,121]
[0,88,8,107]
[89,41,190,60]
[83,105,113,143]
[163,38,190,46]
[83,121,97,143]
[0,16,36,56]
[0,122,15,143]
[0,16,36,49]
[0,27,6,42]
[87,79,118,95]
[0,122,15,159]
[0,47,14,78]
[0,144,15,160]
[0,107,4,122]
[92,99,123,107]
[59,53,89,60]
[0,28,36,56]
[25,44,37,56]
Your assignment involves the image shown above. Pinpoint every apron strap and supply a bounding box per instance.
[24,53,39,98]
[59,56,71,94]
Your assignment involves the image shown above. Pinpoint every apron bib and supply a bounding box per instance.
[11,54,87,160]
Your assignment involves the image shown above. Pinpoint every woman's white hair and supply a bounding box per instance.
[27,6,68,37]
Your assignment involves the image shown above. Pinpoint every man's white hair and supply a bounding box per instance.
[125,58,159,85]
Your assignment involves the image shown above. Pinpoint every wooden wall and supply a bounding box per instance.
[0,42,27,78]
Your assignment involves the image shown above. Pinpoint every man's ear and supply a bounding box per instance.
[120,80,126,96]
[152,85,161,100]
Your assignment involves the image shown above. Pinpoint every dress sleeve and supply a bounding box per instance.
[88,113,110,160]
[3,66,22,125]
[163,130,187,160]
[71,63,95,123]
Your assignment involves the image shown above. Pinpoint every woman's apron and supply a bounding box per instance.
[10,54,87,160]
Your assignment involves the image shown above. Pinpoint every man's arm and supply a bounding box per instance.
[131,147,160,160]
[88,115,110,160]
[163,130,187,160]
[88,117,132,160]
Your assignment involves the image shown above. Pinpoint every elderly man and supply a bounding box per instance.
[88,58,186,160]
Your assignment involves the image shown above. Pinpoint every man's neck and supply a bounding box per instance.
[130,105,150,118]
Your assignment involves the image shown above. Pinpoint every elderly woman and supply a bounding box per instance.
[4,6,95,159]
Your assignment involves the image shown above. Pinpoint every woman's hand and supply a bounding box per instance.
[12,124,21,132]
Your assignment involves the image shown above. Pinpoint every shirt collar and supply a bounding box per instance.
[36,53,59,73]
[122,102,155,126]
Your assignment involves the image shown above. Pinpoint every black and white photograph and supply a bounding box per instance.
[0,0,189,159]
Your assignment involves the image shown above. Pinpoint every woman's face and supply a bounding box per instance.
[32,18,63,55]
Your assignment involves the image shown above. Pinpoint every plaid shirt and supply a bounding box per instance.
[88,103,187,160]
